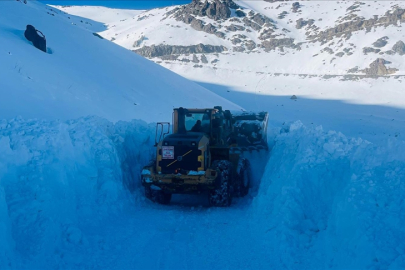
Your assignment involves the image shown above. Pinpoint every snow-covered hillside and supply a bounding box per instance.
[0,1,239,123]
[59,1,405,144]
[63,0,405,75]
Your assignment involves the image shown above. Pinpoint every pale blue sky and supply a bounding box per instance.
[39,0,191,9]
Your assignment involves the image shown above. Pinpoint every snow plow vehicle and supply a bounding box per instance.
[141,106,268,206]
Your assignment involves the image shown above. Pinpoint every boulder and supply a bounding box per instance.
[392,40,405,55]
[292,2,301,13]
[361,58,398,76]
[24,25,46,52]
[192,54,199,63]
[372,36,389,48]
[363,47,381,55]
[201,54,208,63]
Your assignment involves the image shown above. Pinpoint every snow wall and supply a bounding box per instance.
[0,116,155,268]
[0,118,404,269]
[252,121,405,269]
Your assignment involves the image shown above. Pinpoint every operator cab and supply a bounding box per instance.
[175,108,214,135]
[154,107,233,174]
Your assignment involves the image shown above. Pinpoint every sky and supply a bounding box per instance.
[39,0,191,9]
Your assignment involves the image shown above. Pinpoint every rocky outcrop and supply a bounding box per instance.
[363,47,381,55]
[291,2,301,13]
[174,0,238,21]
[190,18,205,31]
[160,55,179,61]
[259,28,275,40]
[233,46,245,52]
[372,36,388,48]
[231,38,242,44]
[308,7,405,43]
[251,13,274,26]
[296,18,314,29]
[192,54,199,63]
[226,24,245,32]
[242,17,262,31]
[214,31,225,38]
[260,38,295,51]
[392,40,405,55]
[347,66,360,73]
[245,40,256,50]
[201,54,208,63]
[133,35,145,47]
[134,44,227,58]
[170,0,241,38]
[361,58,398,76]
[278,11,288,19]
[235,9,246,17]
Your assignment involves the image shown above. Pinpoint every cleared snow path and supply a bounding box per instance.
[1,117,404,269]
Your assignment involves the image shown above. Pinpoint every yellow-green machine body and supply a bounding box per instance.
[141,106,268,206]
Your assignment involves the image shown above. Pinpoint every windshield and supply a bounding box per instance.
[184,112,211,133]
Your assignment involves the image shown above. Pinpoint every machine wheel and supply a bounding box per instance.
[209,160,233,207]
[234,158,251,197]
[145,186,172,205]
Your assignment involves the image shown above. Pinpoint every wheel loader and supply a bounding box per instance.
[141,106,268,206]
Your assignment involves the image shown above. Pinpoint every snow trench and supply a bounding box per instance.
[0,118,404,269]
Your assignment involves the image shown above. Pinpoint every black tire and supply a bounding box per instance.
[209,160,233,207]
[234,158,251,197]
[145,186,172,205]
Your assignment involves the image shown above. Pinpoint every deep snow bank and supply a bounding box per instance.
[253,122,405,269]
[0,116,155,269]
[1,118,404,269]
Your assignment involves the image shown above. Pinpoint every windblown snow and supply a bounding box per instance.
[1,1,405,269]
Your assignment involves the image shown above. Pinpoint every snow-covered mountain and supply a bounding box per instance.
[60,0,405,75]
[59,0,405,144]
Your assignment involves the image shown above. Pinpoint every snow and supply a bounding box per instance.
[187,170,206,176]
[62,0,405,144]
[2,117,404,269]
[1,1,405,269]
[253,121,405,269]
[0,1,240,123]
[53,5,144,26]
[141,169,151,175]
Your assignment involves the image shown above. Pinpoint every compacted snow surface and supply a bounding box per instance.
[1,1,405,269]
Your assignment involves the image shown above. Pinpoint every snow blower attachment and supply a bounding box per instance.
[141,106,268,206]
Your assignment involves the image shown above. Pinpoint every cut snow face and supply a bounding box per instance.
[0,1,240,123]
[1,118,404,269]
[0,116,156,268]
